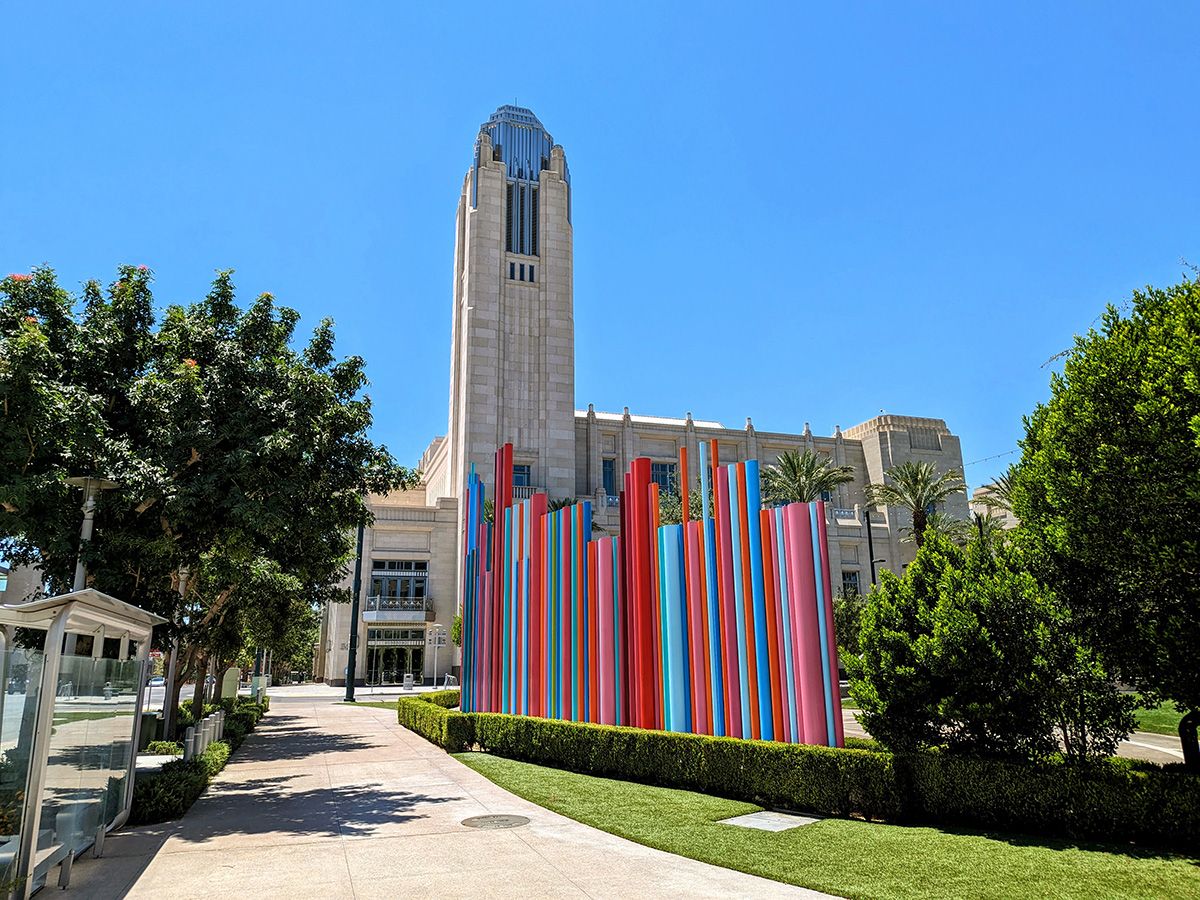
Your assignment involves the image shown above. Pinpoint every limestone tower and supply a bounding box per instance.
[444,105,576,500]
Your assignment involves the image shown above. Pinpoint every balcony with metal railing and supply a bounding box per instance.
[363,595,434,623]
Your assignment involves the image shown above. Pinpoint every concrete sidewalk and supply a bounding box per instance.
[71,695,830,899]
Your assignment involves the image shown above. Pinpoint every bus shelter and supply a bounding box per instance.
[0,589,164,898]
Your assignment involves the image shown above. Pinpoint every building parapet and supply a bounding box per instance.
[373,507,439,523]
[842,414,952,440]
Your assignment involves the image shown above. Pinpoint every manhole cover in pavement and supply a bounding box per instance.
[461,814,530,829]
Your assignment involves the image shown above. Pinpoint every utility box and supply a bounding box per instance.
[403,673,414,691]
[222,667,241,698]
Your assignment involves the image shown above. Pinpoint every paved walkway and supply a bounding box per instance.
[72,695,828,899]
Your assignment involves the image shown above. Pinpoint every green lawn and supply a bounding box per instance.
[343,700,397,710]
[1135,698,1184,736]
[457,752,1200,900]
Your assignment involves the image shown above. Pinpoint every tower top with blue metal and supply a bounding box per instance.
[479,105,555,182]
[472,105,570,221]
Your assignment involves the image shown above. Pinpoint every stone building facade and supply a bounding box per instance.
[316,106,968,686]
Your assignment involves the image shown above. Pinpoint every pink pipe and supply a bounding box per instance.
[815,503,845,747]
[787,503,826,745]
[598,537,616,724]
[686,521,709,735]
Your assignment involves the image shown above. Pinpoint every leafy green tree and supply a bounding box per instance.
[1,266,416,716]
[833,593,866,658]
[865,460,966,549]
[762,449,854,506]
[656,488,706,526]
[0,269,113,573]
[848,534,1134,761]
[1013,275,1200,765]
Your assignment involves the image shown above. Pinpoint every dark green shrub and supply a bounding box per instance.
[850,535,1135,761]
[144,740,183,756]
[132,696,268,824]
[898,752,1200,848]
[130,740,232,825]
[223,718,248,749]
[844,736,883,752]
[196,740,229,777]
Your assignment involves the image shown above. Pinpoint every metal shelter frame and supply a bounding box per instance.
[0,589,165,899]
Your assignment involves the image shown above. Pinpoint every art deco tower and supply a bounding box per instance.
[443,105,576,500]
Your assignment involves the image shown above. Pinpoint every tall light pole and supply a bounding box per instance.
[65,477,119,591]
[864,504,879,585]
[428,623,446,689]
[344,519,366,702]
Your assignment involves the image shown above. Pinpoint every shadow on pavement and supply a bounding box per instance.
[173,772,461,842]
[229,715,380,763]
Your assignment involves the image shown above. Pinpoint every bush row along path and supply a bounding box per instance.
[70,690,829,899]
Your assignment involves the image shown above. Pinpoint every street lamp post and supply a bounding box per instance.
[344,519,366,703]
[864,505,879,585]
[65,477,119,591]
[428,624,446,689]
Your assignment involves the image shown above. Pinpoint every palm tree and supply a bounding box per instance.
[865,460,966,549]
[762,449,855,506]
[971,511,1009,550]
[974,467,1016,515]
[901,511,971,545]
[547,497,607,533]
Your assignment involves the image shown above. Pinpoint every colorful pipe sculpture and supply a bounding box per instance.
[460,443,845,747]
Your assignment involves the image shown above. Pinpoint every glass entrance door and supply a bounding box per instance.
[366,644,425,685]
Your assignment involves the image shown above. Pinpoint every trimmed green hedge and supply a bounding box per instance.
[397,691,1200,849]
[397,691,473,752]
[471,713,903,822]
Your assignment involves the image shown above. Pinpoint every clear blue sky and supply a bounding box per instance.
[4,3,1198,489]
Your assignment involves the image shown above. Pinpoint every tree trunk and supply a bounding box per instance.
[189,652,208,732]
[164,652,187,739]
[912,508,928,548]
[212,661,230,706]
[1180,710,1199,770]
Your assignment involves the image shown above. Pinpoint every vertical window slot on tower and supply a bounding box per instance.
[531,186,539,256]
[515,184,523,255]
[505,184,514,252]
